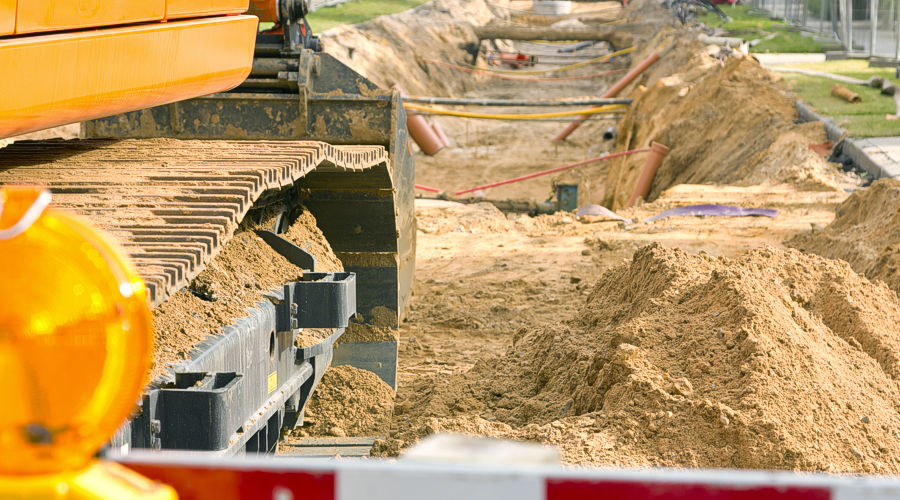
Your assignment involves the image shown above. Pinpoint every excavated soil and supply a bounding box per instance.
[152,208,339,378]
[321,0,498,96]
[140,0,899,474]
[289,366,395,438]
[382,241,900,473]
[151,232,305,379]
[337,321,400,344]
[602,32,858,208]
[307,0,900,472]
[283,209,345,273]
[787,178,900,296]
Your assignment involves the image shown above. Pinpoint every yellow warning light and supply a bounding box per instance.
[0,186,154,475]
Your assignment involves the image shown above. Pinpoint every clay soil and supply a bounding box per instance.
[309,0,900,475]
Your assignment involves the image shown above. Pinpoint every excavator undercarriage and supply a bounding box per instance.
[0,3,414,454]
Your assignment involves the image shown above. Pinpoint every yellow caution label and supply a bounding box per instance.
[267,371,277,393]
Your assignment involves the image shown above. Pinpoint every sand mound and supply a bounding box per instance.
[151,232,304,379]
[152,208,341,378]
[294,366,395,438]
[601,34,857,209]
[383,244,900,473]
[283,209,344,272]
[788,178,900,295]
[321,0,500,96]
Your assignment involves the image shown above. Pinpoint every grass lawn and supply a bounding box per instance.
[306,0,429,32]
[779,60,900,137]
[698,4,823,53]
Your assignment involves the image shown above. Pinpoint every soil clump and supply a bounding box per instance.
[787,178,900,296]
[291,366,395,438]
[338,321,400,344]
[382,243,900,473]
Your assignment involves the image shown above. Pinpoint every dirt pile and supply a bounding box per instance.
[600,33,857,209]
[293,366,395,438]
[382,243,900,473]
[151,231,305,379]
[338,320,399,343]
[787,178,900,295]
[321,0,500,96]
[152,207,341,376]
[283,209,344,272]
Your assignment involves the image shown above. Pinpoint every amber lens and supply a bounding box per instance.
[0,187,152,474]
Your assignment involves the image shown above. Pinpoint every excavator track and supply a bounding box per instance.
[0,138,388,308]
[0,137,403,454]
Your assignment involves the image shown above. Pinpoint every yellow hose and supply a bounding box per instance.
[475,46,635,75]
[402,103,626,120]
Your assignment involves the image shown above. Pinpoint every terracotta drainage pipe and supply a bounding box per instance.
[394,85,445,155]
[831,83,861,103]
[626,142,670,207]
[431,120,451,148]
[554,51,660,141]
[454,147,652,196]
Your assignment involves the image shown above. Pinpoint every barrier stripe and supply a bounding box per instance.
[546,479,830,500]
[117,451,900,500]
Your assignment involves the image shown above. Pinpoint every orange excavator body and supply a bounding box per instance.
[0,1,267,139]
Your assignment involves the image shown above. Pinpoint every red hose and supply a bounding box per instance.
[415,184,444,193]
[453,147,651,196]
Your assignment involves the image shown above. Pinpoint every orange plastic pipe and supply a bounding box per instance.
[407,114,445,156]
[394,85,445,156]
[554,51,660,141]
[0,15,258,140]
[626,142,670,207]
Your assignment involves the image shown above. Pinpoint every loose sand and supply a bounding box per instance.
[144,0,900,474]
[290,366,395,438]
[151,208,339,379]
[787,178,900,297]
[382,241,900,474]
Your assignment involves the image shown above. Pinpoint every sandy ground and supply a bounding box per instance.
[396,185,848,411]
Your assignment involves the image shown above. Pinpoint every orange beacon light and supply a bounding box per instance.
[0,186,175,499]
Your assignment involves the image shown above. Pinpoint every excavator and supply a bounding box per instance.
[0,0,414,489]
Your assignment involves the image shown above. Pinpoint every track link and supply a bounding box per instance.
[0,138,389,307]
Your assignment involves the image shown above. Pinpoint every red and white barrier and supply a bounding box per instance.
[119,451,900,500]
